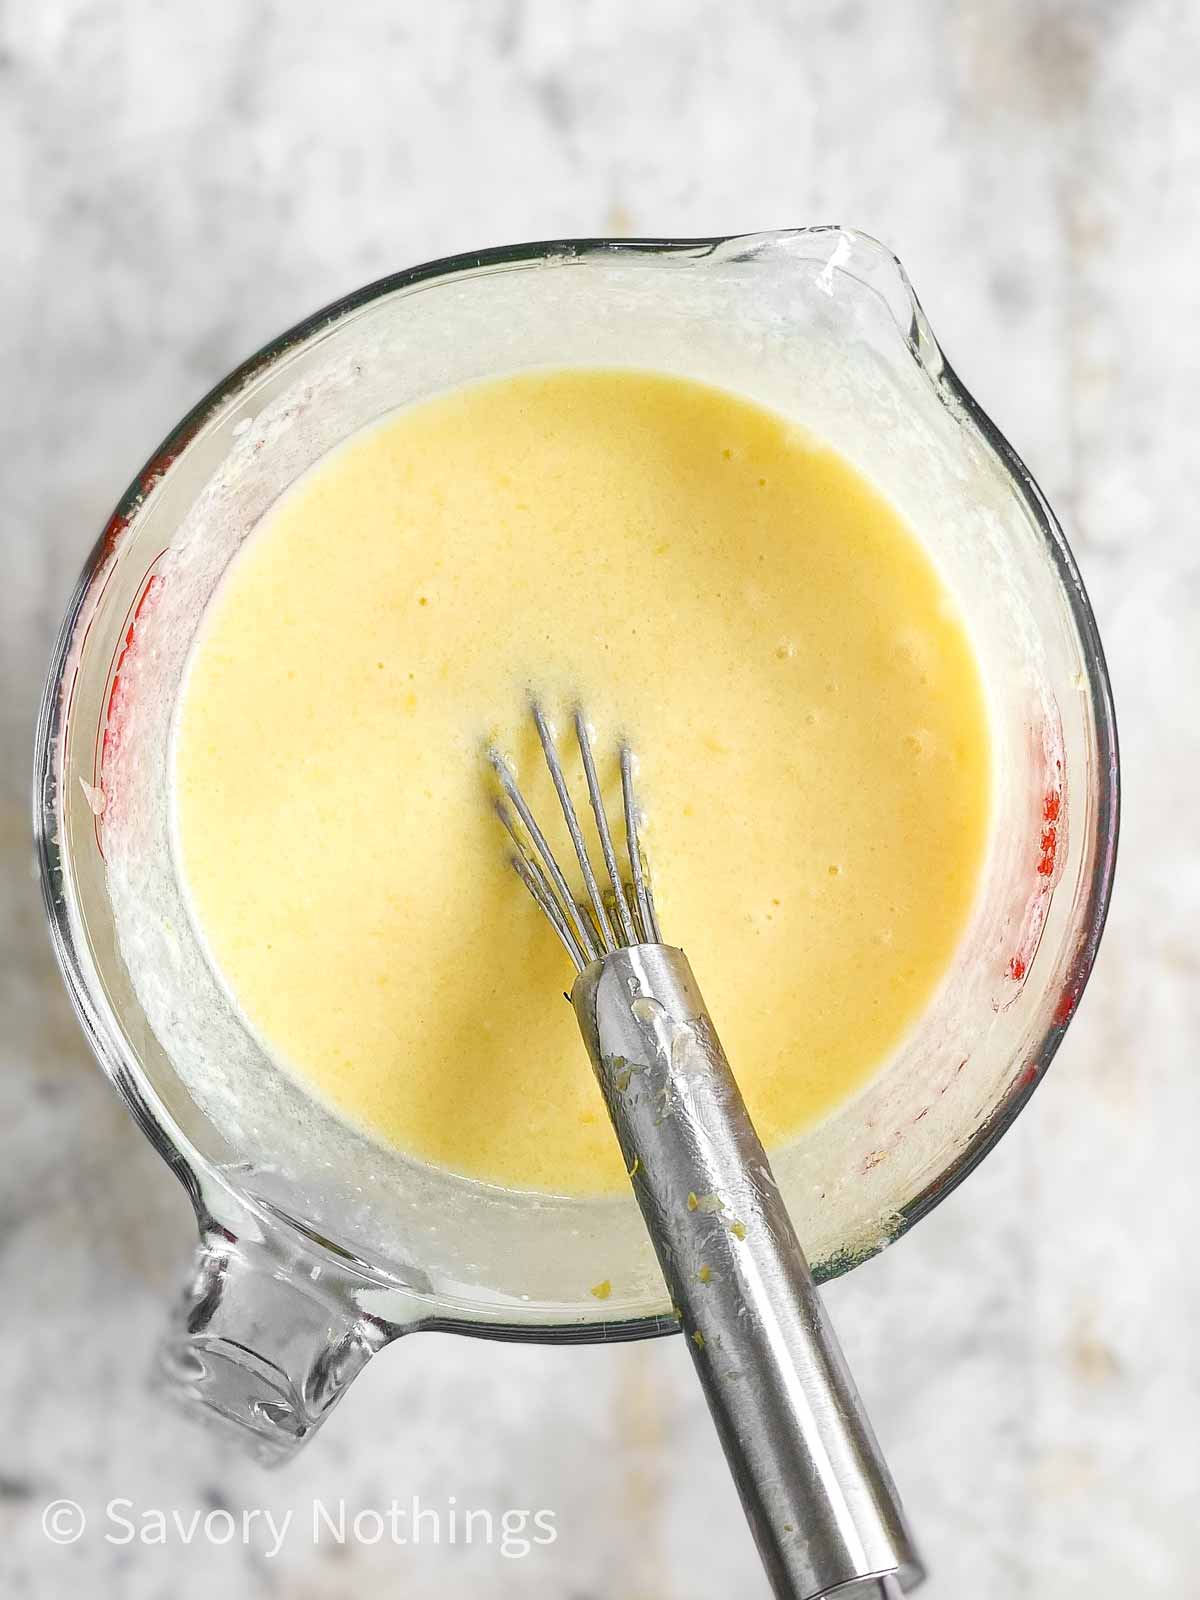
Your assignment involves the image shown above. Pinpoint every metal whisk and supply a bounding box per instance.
[488,704,923,1600]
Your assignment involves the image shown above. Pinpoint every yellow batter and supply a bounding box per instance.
[173,368,991,1196]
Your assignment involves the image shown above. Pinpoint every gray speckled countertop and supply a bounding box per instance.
[2,3,1197,1596]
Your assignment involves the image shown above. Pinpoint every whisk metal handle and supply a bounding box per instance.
[572,944,923,1600]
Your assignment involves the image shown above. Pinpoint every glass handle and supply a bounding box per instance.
[156,1215,402,1464]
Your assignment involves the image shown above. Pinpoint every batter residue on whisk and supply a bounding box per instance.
[173,368,992,1195]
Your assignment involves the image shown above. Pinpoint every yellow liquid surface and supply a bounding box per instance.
[174,369,991,1196]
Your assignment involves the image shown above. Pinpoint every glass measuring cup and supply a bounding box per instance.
[34,228,1118,1463]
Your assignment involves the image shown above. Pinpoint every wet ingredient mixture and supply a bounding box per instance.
[173,368,992,1195]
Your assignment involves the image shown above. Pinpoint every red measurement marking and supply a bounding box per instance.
[1053,986,1079,1027]
[136,444,182,501]
[1037,819,1058,877]
[1037,778,1063,876]
[1008,954,1027,981]
[92,563,167,851]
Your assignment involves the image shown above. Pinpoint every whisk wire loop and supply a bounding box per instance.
[489,746,601,964]
[488,703,657,970]
[532,704,619,955]
[575,709,639,948]
[621,743,661,943]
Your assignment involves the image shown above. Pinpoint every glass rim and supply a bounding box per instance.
[33,227,1120,1340]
